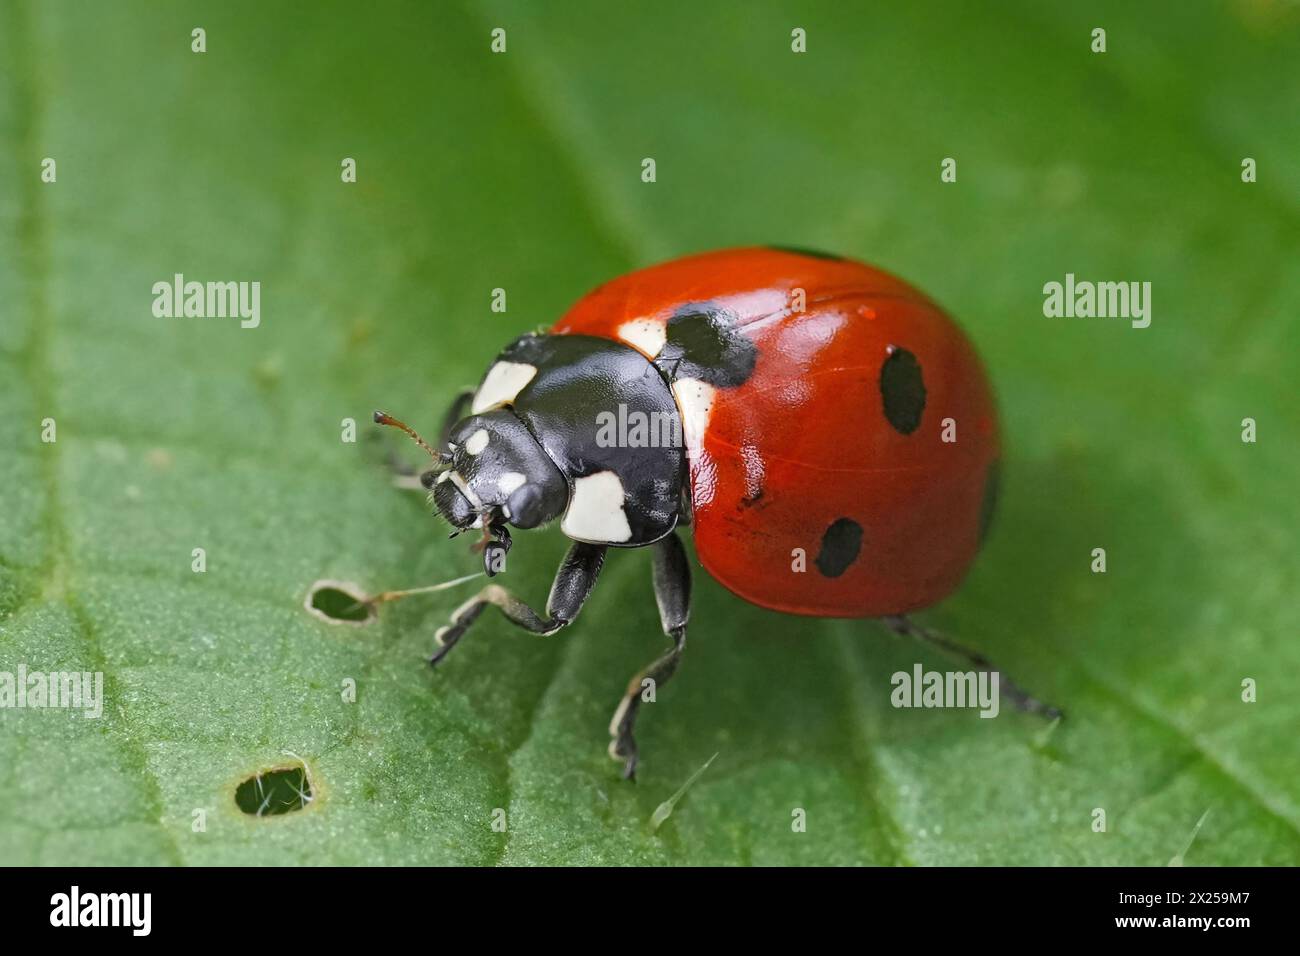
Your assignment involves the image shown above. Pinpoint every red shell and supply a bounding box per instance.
[552,247,1000,618]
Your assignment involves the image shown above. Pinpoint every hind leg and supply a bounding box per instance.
[883,615,1062,719]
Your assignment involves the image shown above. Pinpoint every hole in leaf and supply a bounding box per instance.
[235,766,313,816]
[305,579,374,624]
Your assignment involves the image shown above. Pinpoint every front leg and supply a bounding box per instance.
[608,530,690,780]
[431,540,607,665]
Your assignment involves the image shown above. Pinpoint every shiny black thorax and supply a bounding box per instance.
[446,333,686,546]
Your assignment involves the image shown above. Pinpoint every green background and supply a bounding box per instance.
[1,0,1297,865]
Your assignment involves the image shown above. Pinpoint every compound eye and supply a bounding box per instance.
[433,478,476,529]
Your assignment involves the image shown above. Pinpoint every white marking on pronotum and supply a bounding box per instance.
[671,377,716,458]
[617,318,667,358]
[464,428,490,455]
[561,470,632,543]
[498,471,526,496]
[472,361,537,413]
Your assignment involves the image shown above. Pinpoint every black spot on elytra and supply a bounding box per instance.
[815,517,863,578]
[879,347,926,435]
[978,460,1000,546]
[768,244,845,261]
[655,303,757,388]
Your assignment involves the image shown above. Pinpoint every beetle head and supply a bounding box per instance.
[431,410,568,534]
[373,408,567,538]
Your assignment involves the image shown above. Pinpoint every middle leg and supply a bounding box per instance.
[608,530,691,780]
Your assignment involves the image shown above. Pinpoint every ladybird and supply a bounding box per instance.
[372,246,1058,779]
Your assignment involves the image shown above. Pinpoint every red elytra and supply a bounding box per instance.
[552,246,1000,618]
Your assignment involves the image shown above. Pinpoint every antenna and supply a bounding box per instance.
[373,410,442,462]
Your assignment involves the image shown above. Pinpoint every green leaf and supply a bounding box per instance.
[1,0,1297,865]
